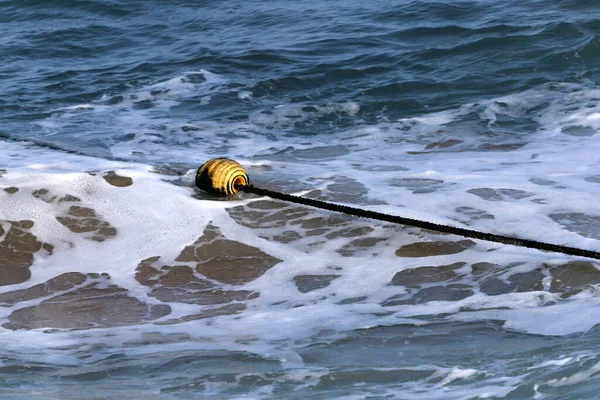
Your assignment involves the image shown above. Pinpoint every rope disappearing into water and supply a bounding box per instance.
[242,185,600,260]
[195,158,600,260]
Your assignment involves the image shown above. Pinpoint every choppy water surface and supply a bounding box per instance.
[1,0,600,398]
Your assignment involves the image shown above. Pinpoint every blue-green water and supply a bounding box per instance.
[1,1,600,399]
[3,0,598,159]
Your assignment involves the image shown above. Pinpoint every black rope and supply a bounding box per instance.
[241,184,600,260]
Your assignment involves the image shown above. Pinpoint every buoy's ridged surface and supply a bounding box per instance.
[196,158,249,196]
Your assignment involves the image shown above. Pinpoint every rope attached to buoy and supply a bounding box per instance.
[196,158,600,261]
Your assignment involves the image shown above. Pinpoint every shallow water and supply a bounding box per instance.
[1,0,600,398]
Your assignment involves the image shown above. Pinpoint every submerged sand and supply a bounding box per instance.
[1,169,598,331]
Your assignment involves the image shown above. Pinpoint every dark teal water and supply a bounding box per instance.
[1,0,598,159]
[2,1,600,399]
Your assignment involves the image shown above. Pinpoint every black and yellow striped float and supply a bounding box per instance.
[195,158,249,195]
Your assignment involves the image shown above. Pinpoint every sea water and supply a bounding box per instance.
[1,1,600,398]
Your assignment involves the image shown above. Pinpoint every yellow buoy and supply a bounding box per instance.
[195,158,249,196]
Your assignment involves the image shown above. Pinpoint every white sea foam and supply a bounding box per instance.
[7,78,600,334]
[543,360,600,388]
[529,357,574,370]
[249,102,360,127]
[4,74,600,398]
